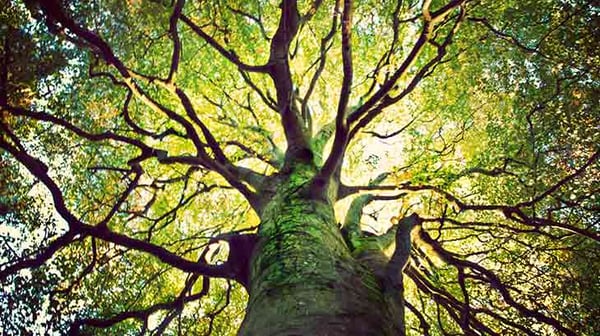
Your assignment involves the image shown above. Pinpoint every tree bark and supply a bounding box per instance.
[238,167,400,335]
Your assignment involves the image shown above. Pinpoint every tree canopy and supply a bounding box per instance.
[1,0,598,335]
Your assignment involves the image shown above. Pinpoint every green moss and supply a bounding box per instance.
[240,170,398,335]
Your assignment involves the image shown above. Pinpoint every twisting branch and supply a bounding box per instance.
[339,148,599,241]
[405,264,501,335]
[4,106,155,152]
[347,0,438,126]
[35,0,207,155]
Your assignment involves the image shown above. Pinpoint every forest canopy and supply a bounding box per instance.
[0,0,598,335]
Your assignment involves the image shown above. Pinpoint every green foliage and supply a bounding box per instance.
[1,0,598,335]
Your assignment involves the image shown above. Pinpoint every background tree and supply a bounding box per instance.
[1,0,598,335]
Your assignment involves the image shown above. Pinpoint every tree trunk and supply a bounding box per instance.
[238,168,401,335]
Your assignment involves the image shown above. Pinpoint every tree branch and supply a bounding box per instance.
[72,275,210,333]
[0,136,237,281]
[314,0,354,191]
[180,14,270,72]
[166,0,185,83]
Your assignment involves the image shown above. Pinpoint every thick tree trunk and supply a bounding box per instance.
[238,169,401,335]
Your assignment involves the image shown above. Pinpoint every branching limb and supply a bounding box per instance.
[180,15,271,73]
[341,148,598,241]
[413,227,578,336]
[302,0,340,135]
[0,231,77,281]
[347,0,459,126]
[362,115,418,140]
[349,5,466,138]
[33,1,205,156]
[28,1,266,209]
[341,172,395,244]
[405,301,431,336]
[406,265,500,336]
[224,141,280,169]
[226,5,270,41]
[4,105,157,153]
[397,179,600,241]
[515,149,599,208]
[118,91,186,140]
[71,274,210,334]
[301,8,338,88]
[0,135,238,281]
[209,232,258,289]
[237,69,278,112]
[466,12,595,74]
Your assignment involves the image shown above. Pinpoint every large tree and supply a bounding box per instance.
[1,0,598,335]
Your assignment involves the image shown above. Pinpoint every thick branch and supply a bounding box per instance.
[314,0,354,190]
[386,213,422,336]
[268,0,311,166]
[80,224,230,277]
[166,0,185,82]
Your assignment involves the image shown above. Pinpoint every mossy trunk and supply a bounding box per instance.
[238,169,400,335]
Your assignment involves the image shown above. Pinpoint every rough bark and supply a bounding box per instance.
[238,165,401,335]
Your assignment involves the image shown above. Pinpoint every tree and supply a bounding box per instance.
[1,0,598,334]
